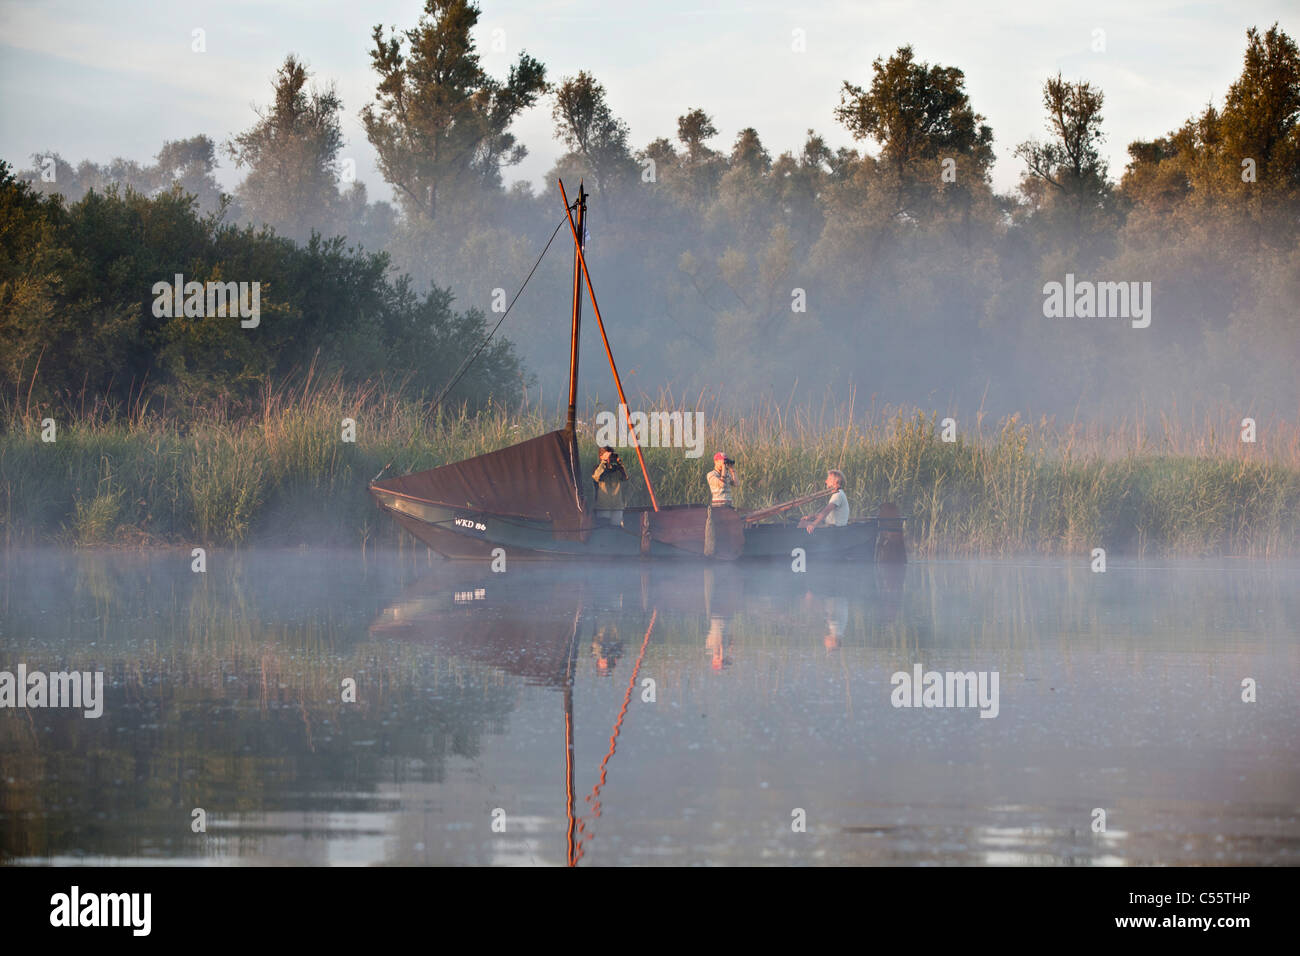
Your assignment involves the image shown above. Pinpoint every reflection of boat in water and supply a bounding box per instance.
[368,561,905,863]
[370,182,905,565]
[369,566,722,866]
[370,565,746,643]
[369,574,582,686]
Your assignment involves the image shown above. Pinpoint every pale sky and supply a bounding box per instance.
[2,0,1296,201]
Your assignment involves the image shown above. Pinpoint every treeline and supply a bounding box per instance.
[0,162,519,415]
[7,2,1300,421]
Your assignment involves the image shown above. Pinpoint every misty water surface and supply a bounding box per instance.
[1,549,1297,865]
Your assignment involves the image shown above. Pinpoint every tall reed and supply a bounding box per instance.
[2,382,1297,556]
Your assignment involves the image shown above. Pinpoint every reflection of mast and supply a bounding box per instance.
[564,684,576,866]
[563,600,583,868]
[572,610,657,865]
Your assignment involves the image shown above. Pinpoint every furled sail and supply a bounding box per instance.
[371,429,589,535]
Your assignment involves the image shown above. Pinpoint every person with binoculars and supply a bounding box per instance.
[799,469,850,534]
[707,452,740,507]
[592,446,628,527]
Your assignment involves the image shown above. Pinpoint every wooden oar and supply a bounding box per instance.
[743,488,834,525]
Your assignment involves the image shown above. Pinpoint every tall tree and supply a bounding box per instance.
[835,45,994,217]
[729,127,771,174]
[673,107,723,205]
[0,161,70,397]
[153,136,227,214]
[1220,23,1300,200]
[1014,74,1111,220]
[227,55,346,243]
[361,0,546,221]
[638,136,678,184]
[676,108,719,164]
[1123,24,1300,237]
[551,71,635,192]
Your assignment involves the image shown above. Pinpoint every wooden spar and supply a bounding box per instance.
[565,183,586,437]
[558,179,659,512]
[742,488,834,525]
[563,599,582,867]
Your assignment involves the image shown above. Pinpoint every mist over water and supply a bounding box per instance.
[2,549,1296,865]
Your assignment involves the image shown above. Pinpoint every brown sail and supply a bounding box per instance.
[371,429,591,538]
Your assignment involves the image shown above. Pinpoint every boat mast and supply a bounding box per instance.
[558,180,660,512]
[565,183,587,437]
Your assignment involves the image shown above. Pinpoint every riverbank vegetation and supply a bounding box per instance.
[3,384,1296,556]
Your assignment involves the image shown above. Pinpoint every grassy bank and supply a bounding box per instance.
[3,383,1298,556]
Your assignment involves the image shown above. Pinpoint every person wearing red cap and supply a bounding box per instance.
[707,452,739,507]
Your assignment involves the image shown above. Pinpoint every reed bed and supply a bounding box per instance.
[2,381,1298,556]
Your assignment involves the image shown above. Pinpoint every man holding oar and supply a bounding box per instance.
[800,470,849,534]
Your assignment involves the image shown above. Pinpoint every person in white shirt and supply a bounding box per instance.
[800,469,849,534]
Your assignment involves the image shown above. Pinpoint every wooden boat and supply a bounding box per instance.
[370,181,902,563]
[369,435,744,560]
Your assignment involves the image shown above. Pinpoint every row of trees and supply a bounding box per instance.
[8,0,1300,419]
[0,163,519,414]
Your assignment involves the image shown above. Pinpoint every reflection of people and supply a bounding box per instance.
[824,596,849,650]
[706,615,731,670]
[592,446,628,526]
[800,469,849,534]
[592,624,623,673]
[707,453,739,507]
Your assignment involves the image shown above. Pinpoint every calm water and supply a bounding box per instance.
[1,549,1297,866]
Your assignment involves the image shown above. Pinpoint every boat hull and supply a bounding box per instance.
[374,487,901,563]
[741,519,882,561]
[371,488,744,561]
